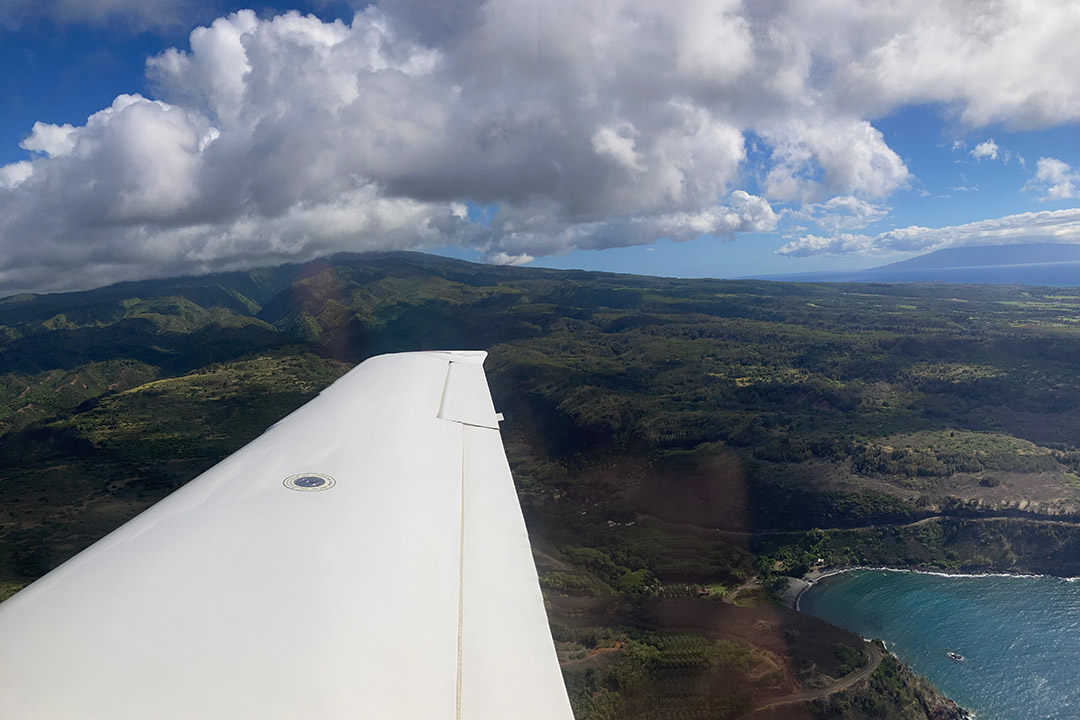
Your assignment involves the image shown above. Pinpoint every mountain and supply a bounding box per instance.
[875,243,1080,271]
[756,243,1080,285]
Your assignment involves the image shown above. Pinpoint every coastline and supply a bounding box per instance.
[780,567,976,720]
[782,566,848,610]
[782,564,1079,611]
[786,566,990,720]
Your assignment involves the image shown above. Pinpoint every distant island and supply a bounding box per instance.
[754,243,1080,285]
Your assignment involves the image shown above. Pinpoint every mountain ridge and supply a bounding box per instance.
[876,243,1080,271]
[756,243,1080,285]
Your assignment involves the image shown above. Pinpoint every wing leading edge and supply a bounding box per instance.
[0,351,575,719]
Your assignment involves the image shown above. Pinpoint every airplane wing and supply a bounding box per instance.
[0,351,575,719]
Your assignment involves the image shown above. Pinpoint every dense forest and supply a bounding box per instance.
[3,251,1078,718]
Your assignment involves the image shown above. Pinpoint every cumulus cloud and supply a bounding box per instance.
[786,0,1080,129]
[794,196,890,231]
[0,5,773,293]
[761,118,910,202]
[0,162,32,190]
[971,139,999,161]
[486,190,779,262]
[4,1,1080,292]
[19,122,79,157]
[777,209,1080,257]
[968,138,1023,165]
[1027,157,1080,200]
[591,123,647,173]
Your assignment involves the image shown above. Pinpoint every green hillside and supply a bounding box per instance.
[4,251,1077,718]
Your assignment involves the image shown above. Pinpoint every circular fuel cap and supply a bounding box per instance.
[283,473,336,492]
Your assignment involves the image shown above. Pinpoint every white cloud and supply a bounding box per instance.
[591,123,647,173]
[793,196,890,232]
[787,0,1080,129]
[0,6,772,292]
[761,118,911,202]
[0,162,33,190]
[1028,157,1080,200]
[487,251,535,266]
[19,122,78,157]
[969,138,1023,165]
[482,190,779,263]
[4,2,1080,292]
[776,233,877,258]
[971,139,999,161]
[777,209,1080,257]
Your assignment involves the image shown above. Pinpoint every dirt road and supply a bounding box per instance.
[746,640,883,714]
[638,511,1080,539]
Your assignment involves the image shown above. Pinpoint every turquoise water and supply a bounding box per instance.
[798,570,1080,720]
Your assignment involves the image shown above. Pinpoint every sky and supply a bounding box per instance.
[1,0,1079,294]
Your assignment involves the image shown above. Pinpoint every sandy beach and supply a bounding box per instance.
[780,577,810,608]
[782,566,855,609]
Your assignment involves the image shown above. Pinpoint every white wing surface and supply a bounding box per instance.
[0,351,575,720]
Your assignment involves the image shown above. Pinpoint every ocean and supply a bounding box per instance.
[798,569,1080,720]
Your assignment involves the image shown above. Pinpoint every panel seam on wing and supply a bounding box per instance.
[456,424,466,720]
[438,360,453,420]
[452,420,503,429]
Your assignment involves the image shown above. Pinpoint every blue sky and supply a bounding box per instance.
[1,1,1079,293]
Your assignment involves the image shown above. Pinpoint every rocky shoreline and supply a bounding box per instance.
[785,567,977,720]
